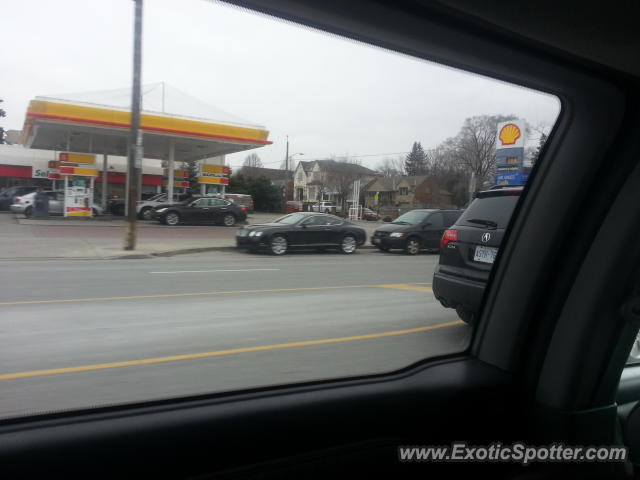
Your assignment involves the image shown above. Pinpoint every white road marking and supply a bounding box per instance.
[150,268,281,274]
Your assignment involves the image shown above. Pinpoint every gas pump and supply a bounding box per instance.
[58,153,98,217]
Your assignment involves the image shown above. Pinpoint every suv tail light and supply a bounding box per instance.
[441,229,458,249]
[241,207,247,211]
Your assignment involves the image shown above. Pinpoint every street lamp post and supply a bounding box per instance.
[282,140,303,211]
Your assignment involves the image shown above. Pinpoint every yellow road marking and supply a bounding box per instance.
[376,283,433,292]
[0,320,463,381]
[0,283,433,307]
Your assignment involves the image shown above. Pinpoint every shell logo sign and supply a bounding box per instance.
[495,120,526,149]
[498,123,521,146]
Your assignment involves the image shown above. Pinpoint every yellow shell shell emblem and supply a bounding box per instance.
[499,123,521,146]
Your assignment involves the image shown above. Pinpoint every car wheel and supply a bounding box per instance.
[223,214,236,227]
[404,237,421,255]
[140,207,153,220]
[270,235,288,255]
[24,206,33,218]
[340,235,358,254]
[164,212,180,226]
[324,209,330,213]
[455,306,475,324]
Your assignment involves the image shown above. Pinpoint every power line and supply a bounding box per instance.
[231,151,410,168]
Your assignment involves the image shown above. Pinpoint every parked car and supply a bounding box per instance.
[311,201,341,213]
[362,208,379,221]
[223,193,254,213]
[286,200,303,213]
[137,193,172,220]
[109,193,191,216]
[432,186,523,323]
[0,186,38,211]
[151,196,247,226]
[236,212,366,255]
[371,208,461,254]
[10,190,104,217]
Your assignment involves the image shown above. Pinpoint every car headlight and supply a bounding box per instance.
[156,208,168,213]
[249,230,264,237]
[390,232,406,238]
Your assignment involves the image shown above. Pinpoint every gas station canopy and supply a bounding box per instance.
[21,83,272,161]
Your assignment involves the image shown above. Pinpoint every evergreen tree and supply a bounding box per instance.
[531,132,548,165]
[404,141,427,176]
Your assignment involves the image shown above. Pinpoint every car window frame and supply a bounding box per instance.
[0,4,636,475]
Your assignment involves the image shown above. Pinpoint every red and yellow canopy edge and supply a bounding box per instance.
[23,100,272,145]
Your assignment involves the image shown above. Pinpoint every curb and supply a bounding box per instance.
[0,245,379,261]
[107,244,377,259]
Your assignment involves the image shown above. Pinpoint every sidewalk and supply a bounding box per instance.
[0,212,383,260]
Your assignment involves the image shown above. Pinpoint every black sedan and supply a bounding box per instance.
[236,212,366,255]
[151,197,247,226]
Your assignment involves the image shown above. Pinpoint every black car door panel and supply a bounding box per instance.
[424,212,445,249]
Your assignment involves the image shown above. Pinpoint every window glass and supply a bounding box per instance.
[457,195,520,229]
[393,211,430,225]
[0,0,559,419]
[428,212,444,228]
[274,213,307,224]
[302,215,325,226]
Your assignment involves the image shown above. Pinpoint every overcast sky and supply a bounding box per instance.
[2,0,560,171]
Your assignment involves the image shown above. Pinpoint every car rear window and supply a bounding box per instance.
[457,195,520,229]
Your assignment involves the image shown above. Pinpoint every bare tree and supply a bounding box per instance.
[0,99,6,145]
[243,153,263,168]
[324,157,371,213]
[376,156,405,177]
[451,114,517,192]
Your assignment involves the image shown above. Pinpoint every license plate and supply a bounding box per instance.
[474,245,498,264]
[372,237,380,244]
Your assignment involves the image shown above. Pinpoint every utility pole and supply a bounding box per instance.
[124,0,143,250]
[283,135,289,213]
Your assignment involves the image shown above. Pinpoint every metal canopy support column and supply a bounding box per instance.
[90,177,95,216]
[137,138,143,201]
[102,153,108,210]
[167,140,175,203]
[124,143,130,214]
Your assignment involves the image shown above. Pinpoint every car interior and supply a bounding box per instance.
[1,0,639,478]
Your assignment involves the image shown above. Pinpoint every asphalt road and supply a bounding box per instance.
[0,249,470,419]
